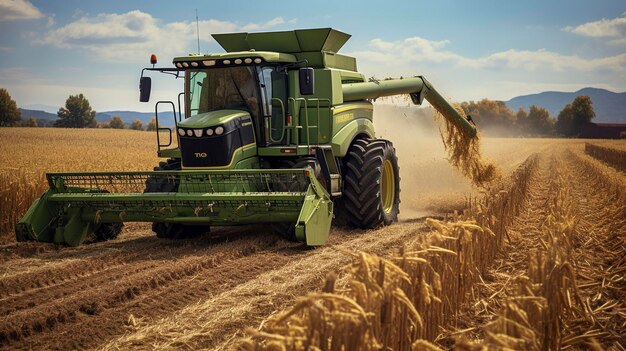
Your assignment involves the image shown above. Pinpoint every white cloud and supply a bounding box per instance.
[345,35,626,101]
[563,12,626,40]
[36,11,294,62]
[349,36,626,75]
[0,0,43,21]
[241,17,288,31]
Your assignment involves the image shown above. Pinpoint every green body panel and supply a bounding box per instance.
[212,28,350,54]
[331,118,375,157]
[17,170,332,247]
[158,147,181,159]
[178,109,249,128]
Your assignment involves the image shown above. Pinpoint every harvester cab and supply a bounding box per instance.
[17,28,477,247]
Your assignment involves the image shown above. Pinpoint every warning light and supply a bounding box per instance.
[287,115,292,126]
[150,54,157,65]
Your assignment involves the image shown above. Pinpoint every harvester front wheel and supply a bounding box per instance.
[93,223,124,241]
[340,138,400,228]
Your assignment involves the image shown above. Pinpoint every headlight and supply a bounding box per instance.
[206,128,214,136]
[178,128,185,136]
[186,129,193,137]
[193,129,203,137]
[215,126,224,135]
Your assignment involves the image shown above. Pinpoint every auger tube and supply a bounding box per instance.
[341,76,477,137]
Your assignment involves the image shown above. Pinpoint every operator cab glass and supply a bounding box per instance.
[186,66,288,145]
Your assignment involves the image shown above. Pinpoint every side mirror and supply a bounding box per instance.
[139,76,152,102]
[299,67,314,95]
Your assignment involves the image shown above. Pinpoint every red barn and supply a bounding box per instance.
[579,122,626,139]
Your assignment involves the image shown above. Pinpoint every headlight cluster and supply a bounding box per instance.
[178,126,225,138]
[174,57,263,69]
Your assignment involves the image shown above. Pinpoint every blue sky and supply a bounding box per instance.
[0,0,624,112]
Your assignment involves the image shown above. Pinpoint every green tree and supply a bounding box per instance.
[460,99,516,135]
[146,118,157,131]
[526,105,554,135]
[108,116,125,129]
[130,119,143,130]
[55,94,97,128]
[556,95,595,136]
[515,108,529,134]
[0,88,21,127]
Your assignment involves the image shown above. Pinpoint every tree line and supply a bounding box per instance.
[1,87,597,137]
[0,89,156,131]
[459,95,595,137]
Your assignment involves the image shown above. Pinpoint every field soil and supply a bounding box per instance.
[1,122,624,350]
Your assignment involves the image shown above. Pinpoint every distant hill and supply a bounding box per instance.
[505,88,626,123]
[18,108,57,127]
[97,111,180,126]
[22,104,58,114]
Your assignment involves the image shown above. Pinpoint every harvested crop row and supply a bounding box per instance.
[240,154,539,350]
[584,143,626,172]
[99,223,428,351]
[0,230,295,350]
[443,149,625,350]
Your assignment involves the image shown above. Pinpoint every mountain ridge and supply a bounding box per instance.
[17,87,625,126]
[505,87,626,123]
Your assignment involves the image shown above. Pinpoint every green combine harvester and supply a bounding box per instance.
[16,28,476,246]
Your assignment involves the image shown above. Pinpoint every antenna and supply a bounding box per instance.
[195,9,200,54]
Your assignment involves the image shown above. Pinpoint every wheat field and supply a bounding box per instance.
[0,124,624,350]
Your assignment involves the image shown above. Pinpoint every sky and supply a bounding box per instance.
[0,0,624,113]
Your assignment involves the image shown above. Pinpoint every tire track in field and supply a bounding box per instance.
[0,225,266,302]
[101,221,432,351]
[0,228,289,348]
[11,241,305,350]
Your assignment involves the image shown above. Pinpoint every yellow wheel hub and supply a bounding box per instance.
[381,159,395,214]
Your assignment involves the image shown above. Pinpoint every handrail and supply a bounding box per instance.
[288,97,309,148]
[177,92,184,121]
[154,101,177,151]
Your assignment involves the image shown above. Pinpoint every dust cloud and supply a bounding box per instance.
[373,104,477,220]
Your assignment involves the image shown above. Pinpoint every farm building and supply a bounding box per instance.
[579,122,626,139]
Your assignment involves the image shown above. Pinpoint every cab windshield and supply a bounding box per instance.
[187,66,288,143]
[187,67,261,118]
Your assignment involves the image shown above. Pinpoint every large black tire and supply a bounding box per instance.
[339,138,400,228]
[93,223,124,241]
[90,190,123,242]
[144,159,209,239]
[271,157,323,241]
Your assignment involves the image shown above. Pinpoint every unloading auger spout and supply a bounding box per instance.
[342,76,477,137]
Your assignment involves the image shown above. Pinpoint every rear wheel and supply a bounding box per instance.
[339,138,400,228]
[144,159,209,239]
